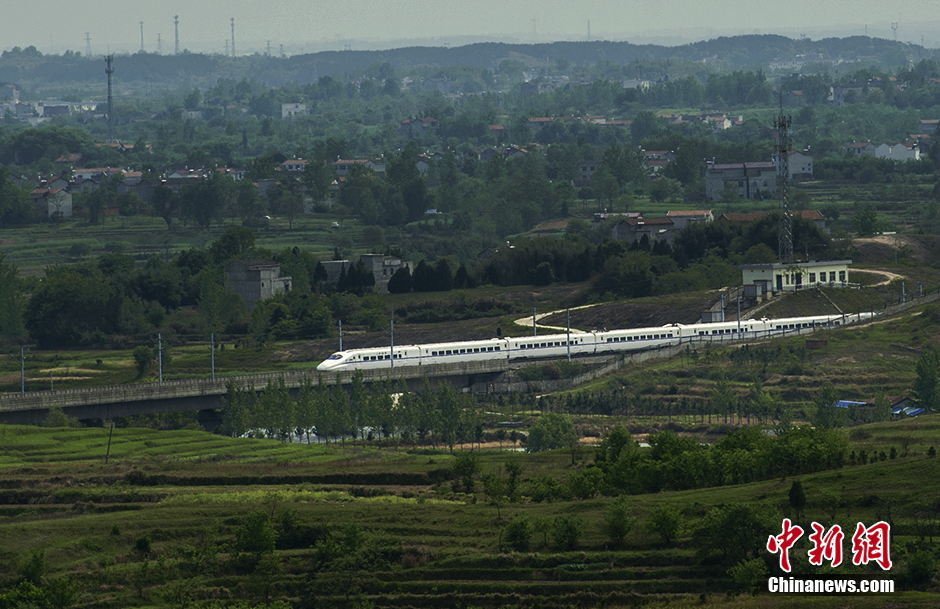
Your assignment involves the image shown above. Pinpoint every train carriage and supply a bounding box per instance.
[316,313,867,373]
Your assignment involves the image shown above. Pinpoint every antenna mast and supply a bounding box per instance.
[85,33,91,57]
[174,15,180,54]
[774,96,793,263]
[105,55,114,143]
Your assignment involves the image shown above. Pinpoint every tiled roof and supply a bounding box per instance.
[667,210,711,217]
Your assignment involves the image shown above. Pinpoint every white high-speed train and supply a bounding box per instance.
[316,313,867,373]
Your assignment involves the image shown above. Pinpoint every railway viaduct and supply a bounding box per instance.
[0,346,678,427]
[0,360,512,426]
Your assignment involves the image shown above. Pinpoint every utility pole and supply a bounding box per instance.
[338,319,343,351]
[158,333,163,386]
[533,307,537,337]
[210,333,215,382]
[390,316,394,369]
[566,309,571,362]
[20,347,25,397]
[157,33,162,55]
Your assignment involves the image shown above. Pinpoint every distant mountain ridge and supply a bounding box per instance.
[0,34,931,91]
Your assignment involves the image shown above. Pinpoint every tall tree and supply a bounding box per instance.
[0,253,26,338]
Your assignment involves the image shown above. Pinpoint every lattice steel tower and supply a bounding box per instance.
[774,99,794,263]
[105,55,114,143]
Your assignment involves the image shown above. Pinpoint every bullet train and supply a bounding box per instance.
[316,313,869,372]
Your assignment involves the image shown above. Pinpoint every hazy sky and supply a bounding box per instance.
[2,0,935,56]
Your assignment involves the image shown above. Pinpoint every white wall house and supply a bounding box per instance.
[739,260,852,293]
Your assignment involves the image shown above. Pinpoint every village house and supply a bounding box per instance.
[72,167,125,182]
[579,160,602,183]
[611,216,676,244]
[399,117,439,138]
[705,161,777,201]
[281,159,308,175]
[223,259,292,311]
[874,142,919,162]
[773,150,814,179]
[919,119,939,135]
[281,103,307,119]
[320,254,411,294]
[30,188,72,219]
[846,142,876,157]
[332,159,384,177]
[526,117,553,131]
[666,210,713,230]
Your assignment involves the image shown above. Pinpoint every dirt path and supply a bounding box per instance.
[513,304,597,333]
[864,269,904,286]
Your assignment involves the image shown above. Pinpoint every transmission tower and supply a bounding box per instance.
[140,21,145,52]
[157,33,162,54]
[174,15,180,54]
[105,55,114,143]
[85,33,91,57]
[231,18,235,57]
[774,97,793,263]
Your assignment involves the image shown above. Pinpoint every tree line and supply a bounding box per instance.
[219,373,483,451]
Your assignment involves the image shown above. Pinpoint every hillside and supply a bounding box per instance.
[1,34,933,90]
[0,418,938,607]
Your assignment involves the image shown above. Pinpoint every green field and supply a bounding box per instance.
[1,418,939,608]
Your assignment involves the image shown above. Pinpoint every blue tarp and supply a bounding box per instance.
[833,400,867,409]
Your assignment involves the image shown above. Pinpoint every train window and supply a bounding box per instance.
[495,346,500,351]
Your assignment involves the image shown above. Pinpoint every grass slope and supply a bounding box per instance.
[0,419,938,608]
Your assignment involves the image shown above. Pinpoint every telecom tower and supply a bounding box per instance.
[231,18,235,57]
[140,22,145,52]
[105,55,114,143]
[85,33,91,57]
[774,98,794,263]
[174,15,180,55]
